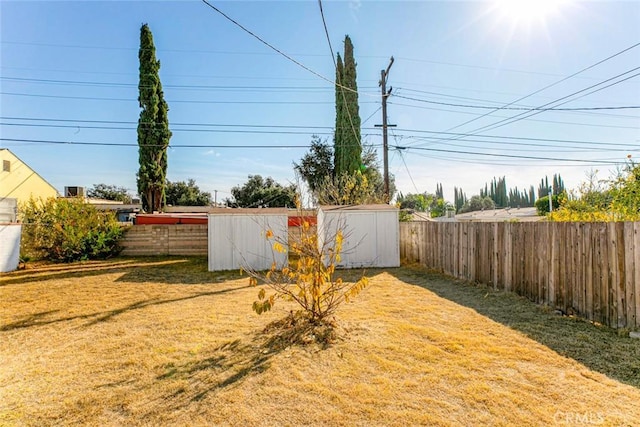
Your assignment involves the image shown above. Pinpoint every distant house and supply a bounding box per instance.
[0,149,59,205]
[450,207,541,222]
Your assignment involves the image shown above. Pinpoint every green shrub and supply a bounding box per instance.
[20,197,124,262]
[535,195,560,216]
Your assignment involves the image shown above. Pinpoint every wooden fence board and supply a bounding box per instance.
[624,222,635,328]
[635,223,640,328]
[584,223,594,321]
[614,222,626,328]
[399,220,639,329]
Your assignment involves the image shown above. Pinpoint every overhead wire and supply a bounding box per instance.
[4,42,601,80]
[389,100,640,130]
[394,145,624,165]
[390,129,419,193]
[199,0,378,99]
[3,116,636,148]
[0,137,379,149]
[440,41,640,133]
[1,91,377,105]
[406,150,622,168]
[407,67,640,149]
[390,93,639,111]
[0,76,378,92]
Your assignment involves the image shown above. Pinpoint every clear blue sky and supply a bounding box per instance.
[1,0,639,204]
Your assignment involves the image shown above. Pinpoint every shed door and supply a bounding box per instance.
[342,212,376,267]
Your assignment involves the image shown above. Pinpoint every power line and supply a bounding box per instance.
[1,91,377,105]
[441,41,640,133]
[405,150,622,168]
[0,122,338,136]
[3,116,636,147]
[362,107,382,125]
[1,76,380,92]
[389,100,640,130]
[1,116,335,130]
[199,0,377,99]
[1,41,615,81]
[0,137,379,149]
[410,67,640,149]
[391,130,419,193]
[394,85,640,118]
[402,138,637,154]
[0,65,322,81]
[462,68,640,135]
[5,121,634,152]
[390,127,638,148]
[394,145,624,165]
[391,93,639,111]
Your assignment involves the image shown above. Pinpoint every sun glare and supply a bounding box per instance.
[493,0,569,24]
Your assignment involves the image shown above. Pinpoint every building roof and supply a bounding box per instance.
[208,207,289,215]
[454,207,541,222]
[319,204,398,212]
[0,148,59,197]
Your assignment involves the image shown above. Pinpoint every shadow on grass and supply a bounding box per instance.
[0,285,249,331]
[389,265,640,389]
[156,314,334,406]
[0,256,243,286]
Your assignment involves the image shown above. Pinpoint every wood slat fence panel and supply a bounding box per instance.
[121,224,208,256]
[399,221,640,330]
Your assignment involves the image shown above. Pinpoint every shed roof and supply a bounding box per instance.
[319,204,397,212]
[208,207,288,215]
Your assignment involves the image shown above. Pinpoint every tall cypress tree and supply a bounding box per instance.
[334,35,362,176]
[137,23,171,213]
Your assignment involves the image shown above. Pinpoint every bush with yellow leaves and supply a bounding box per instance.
[245,208,368,326]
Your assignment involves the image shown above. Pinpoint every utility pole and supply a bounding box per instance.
[376,56,395,203]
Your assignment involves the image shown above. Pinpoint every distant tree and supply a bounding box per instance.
[296,139,392,205]
[165,179,212,206]
[454,187,467,213]
[137,23,172,213]
[396,191,453,217]
[396,192,431,212]
[227,175,296,208]
[430,198,454,218]
[480,176,508,207]
[87,184,132,203]
[294,136,334,193]
[435,183,444,200]
[535,195,561,215]
[579,169,612,209]
[315,171,383,206]
[507,185,535,208]
[553,173,566,195]
[608,160,640,219]
[460,195,495,213]
[361,144,396,201]
[538,174,565,198]
[334,35,362,176]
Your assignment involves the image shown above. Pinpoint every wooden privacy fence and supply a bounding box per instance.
[120,223,316,257]
[400,221,640,329]
[121,224,208,256]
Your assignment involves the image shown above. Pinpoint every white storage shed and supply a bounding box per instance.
[317,205,399,268]
[208,208,288,271]
[0,224,22,272]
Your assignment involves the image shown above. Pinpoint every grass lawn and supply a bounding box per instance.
[1,257,639,426]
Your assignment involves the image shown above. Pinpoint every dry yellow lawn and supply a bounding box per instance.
[1,257,638,426]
